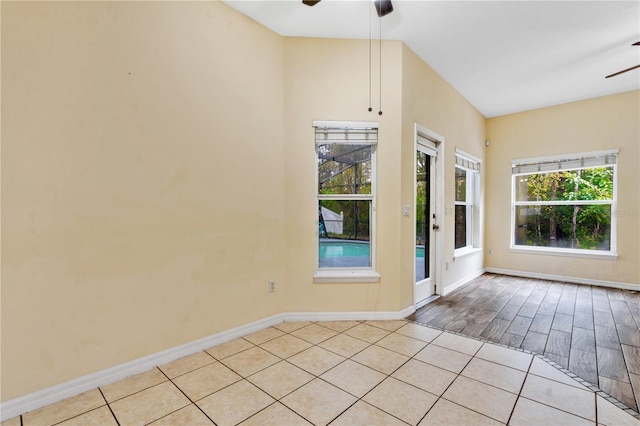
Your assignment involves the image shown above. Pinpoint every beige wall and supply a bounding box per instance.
[2,2,287,400]
[485,91,640,285]
[283,38,406,313]
[400,45,486,298]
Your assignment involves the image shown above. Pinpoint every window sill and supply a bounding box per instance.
[510,246,619,260]
[314,269,381,283]
[453,247,482,261]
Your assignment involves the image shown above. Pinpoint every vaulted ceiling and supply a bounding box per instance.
[224,1,640,118]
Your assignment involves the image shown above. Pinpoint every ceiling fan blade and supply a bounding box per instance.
[374,0,393,17]
[605,64,640,78]
[633,41,640,46]
[302,0,321,6]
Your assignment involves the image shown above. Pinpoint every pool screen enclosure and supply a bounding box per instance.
[315,122,377,268]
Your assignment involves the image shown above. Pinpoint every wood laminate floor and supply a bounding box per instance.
[407,273,640,412]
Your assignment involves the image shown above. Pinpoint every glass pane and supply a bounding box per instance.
[515,167,614,202]
[455,167,466,202]
[455,205,467,249]
[514,204,611,250]
[318,143,372,195]
[319,200,371,267]
[416,150,429,282]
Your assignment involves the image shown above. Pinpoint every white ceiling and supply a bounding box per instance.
[223,0,640,118]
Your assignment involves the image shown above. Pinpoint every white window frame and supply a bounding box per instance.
[313,121,380,283]
[510,149,618,259]
[454,149,481,258]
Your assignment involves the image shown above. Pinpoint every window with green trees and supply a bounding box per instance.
[512,151,617,254]
[315,122,377,269]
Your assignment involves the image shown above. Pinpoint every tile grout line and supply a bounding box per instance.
[97,388,120,426]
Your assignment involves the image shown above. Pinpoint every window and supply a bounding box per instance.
[511,150,617,257]
[314,121,378,277]
[454,150,480,251]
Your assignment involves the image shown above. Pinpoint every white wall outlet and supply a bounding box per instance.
[403,204,410,216]
[268,280,276,293]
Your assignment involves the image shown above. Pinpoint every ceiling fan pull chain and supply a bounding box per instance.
[368,2,373,112]
[379,14,383,115]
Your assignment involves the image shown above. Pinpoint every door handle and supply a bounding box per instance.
[432,224,440,230]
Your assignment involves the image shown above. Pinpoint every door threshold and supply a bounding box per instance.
[416,294,440,309]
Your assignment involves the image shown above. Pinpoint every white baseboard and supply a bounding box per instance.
[442,268,486,296]
[485,267,640,291]
[0,307,415,421]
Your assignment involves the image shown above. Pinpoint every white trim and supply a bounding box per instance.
[0,307,414,421]
[414,123,445,302]
[510,246,619,260]
[285,306,416,322]
[312,120,379,129]
[442,268,486,296]
[313,269,381,283]
[455,148,482,165]
[485,268,639,291]
[512,148,619,167]
[415,294,440,309]
[453,247,483,261]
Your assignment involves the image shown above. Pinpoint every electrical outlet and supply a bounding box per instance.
[269,280,276,293]
[488,249,493,255]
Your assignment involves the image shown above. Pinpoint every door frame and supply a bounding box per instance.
[414,123,445,307]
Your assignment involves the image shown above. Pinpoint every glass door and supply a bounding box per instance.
[415,142,437,304]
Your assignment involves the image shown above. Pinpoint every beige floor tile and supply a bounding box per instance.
[172,362,242,401]
[238,402,311,426]
[110,381,190,426]
[510,397,594,425]
[443,376,518,423]
[475,343,533,371]
[149,404,214,425]
[431,331,484,355]
[596,395,640,426]
[320,359,386,397]
[364,320,408,331]
[351,345,409,374]
[1,417,21,426]
[273,321,311,333]
[220,346,280,376]
[280,379,357,426]
[343,323,391,343]
[205,338,254,360]
[318,333,370,358]
[375,332,427,357]
[529,357,589,390]
[259,334,312,358]
[247,361,314,399]
[392,359,457,396]
[242,327,285,345]
[22,389,106,425]
[414,343,472,373]
[57,406,119,426]
[331,400,406,426]
[363,377,437,425]
[419,398,504,426]
[396,322,442,342]
[100,368,167,402]
[315,320,361,332]
[197,380,274,426]
[290,323,338,344]
[461,357,526,393]
[159,351,216,379]
[520,374,596,421]
[287,346,346,376]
